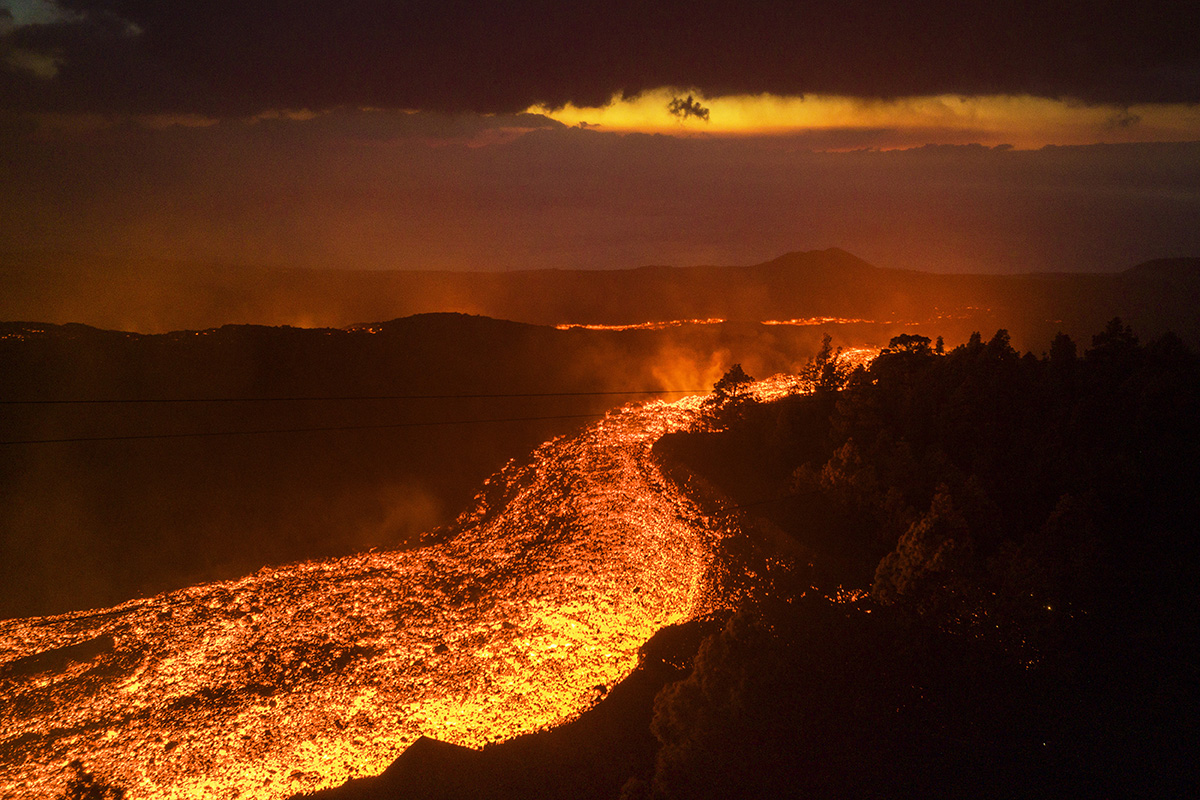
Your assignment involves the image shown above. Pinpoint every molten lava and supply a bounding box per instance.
[0,372,863,799]
[1,391,754,799]
[761,316,877,326]
[553,318,726,331]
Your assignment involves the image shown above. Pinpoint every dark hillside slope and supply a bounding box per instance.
[2,313,845,619]
[632,326,1200,799]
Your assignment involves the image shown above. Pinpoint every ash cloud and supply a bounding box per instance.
[1,1,1198,116]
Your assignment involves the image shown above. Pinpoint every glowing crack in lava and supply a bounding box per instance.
[0,389,775,799]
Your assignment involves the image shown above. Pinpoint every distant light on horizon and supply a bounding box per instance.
[532,90,1200,149]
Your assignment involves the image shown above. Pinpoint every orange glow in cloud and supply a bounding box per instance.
[531,89,1200,149]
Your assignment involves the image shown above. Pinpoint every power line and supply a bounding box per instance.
[0,412,612,446]
[0,388,709,406]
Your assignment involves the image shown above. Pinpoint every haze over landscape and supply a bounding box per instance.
[2,2,1199,799]
[3,1,1200,276]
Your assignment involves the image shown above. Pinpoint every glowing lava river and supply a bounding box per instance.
[0,385,802,799]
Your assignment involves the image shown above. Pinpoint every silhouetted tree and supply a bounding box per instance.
[805,333,849,393]
[703,364,756,426]
[1048,331,1077,367]
[712,363,752,394]
[885,333,932,355]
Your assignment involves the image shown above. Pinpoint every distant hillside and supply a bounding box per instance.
[1123,256,1200,278]
[0,248,872,331]
[4,249,1198,349]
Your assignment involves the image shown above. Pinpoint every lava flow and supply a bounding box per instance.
[0,387,770,800]
[553,318,726,331]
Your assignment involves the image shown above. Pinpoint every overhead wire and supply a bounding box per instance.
[0,413,619,446]
[0,387,715,445]
[0,388,709,405]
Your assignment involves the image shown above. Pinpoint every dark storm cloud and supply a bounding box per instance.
[1,1,1198,115]
[4,109,1198,277]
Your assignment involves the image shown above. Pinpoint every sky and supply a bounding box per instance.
[2,0,1199,274]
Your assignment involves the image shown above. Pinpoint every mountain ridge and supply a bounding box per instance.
[3,248,1198,349]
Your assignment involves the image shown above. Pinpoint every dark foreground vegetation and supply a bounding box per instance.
[641,321,1199,799]
[301,320,1198,800]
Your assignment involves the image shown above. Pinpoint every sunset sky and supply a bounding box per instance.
[3,0,1199,274]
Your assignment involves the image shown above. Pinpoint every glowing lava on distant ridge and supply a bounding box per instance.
[554,318,727,331]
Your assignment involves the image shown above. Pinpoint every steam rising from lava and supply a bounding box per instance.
[0,389,765,799]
